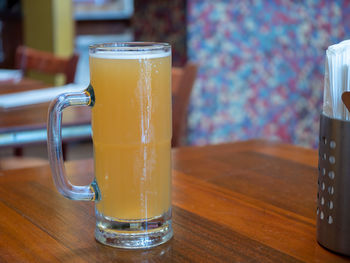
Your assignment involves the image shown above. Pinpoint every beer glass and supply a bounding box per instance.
[47,43,173,249]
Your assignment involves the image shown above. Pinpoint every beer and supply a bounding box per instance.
[90,51,172,220]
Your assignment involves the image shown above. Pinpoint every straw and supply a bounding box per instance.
[323,40,350,120]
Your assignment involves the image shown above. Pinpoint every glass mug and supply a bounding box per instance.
[47,42,173,249]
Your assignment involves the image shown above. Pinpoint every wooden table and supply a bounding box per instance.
[1,140,349,262]
[0,78,91,148]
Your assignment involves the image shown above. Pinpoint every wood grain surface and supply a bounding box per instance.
[0,140,349,262]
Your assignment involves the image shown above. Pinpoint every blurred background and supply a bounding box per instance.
[1,0,350,158]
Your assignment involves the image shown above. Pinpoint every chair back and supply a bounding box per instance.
[15,46,79,84]
[172,62,198,147]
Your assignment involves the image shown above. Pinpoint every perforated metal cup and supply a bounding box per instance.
[317,113,350,256]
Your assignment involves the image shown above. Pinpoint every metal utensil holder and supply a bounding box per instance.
[317,113,350,256]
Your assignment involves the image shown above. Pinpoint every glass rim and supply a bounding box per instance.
[89,42,171,53]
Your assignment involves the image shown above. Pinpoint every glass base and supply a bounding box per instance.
[95,209,173,249]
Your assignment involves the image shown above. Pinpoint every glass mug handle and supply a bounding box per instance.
[47,85,98,201]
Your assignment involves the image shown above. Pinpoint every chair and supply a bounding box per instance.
[2,46,79,169]
[13,46,79,156]
[15,46,79,84]
[171,63,198,147]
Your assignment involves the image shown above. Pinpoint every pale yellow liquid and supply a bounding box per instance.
[89,52,172,220]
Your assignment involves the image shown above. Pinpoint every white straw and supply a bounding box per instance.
[323,40,350,120]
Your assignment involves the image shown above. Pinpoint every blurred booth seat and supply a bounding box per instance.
[172,62,198,147]
[15,46,79,84]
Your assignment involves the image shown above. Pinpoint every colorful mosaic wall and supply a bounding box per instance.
[187,0,350,148]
